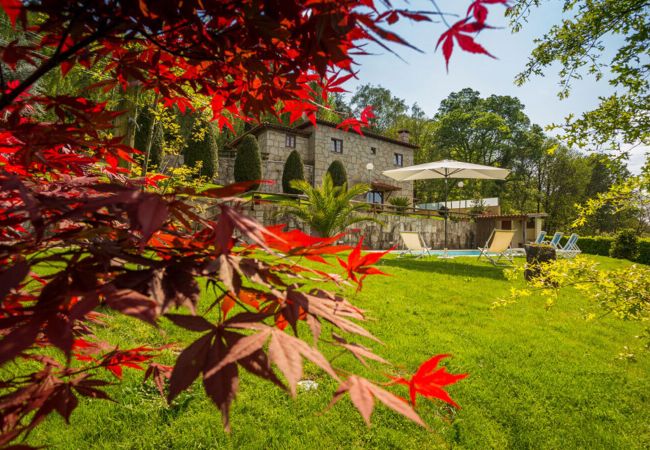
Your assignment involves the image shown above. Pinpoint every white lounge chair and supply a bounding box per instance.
[478,229,516,266]
[557,233,581,258]
[399,231,432,258]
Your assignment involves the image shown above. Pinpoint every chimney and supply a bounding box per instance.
[397,129,410,143]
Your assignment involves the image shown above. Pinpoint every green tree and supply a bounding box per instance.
[234,134,262,190]
[327,160,347,188]
[539,146,592,231]
[579,155,636,233]
[282,150,305,194]
[184,123,218,179]
[419,89,533,204]
[134,108,165,169]
[284,174,374,237]
[350,84,409,132]
[508,0,649,148]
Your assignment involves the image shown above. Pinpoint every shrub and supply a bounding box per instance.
[285,174,375,237]
[638,239,650,265]
[388,196,409,213]
[184,124,218,179]
[610,228,640,261]
[234,134,262,190]
[327,160,347,187]
[282,150,305,194]
[560,235,612,256]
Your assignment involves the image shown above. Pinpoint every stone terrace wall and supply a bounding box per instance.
[242,203,476,250]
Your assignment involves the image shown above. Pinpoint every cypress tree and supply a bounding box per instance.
[134,109,165,169]
[327,160,347,187]
[234,134,262,190]
[184,124,218,179]
[282,150,305,194]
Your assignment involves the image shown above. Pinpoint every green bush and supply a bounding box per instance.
[234,134,262,190]
[326,160,347,187]
[388,196,409,213]
[282,150,305,194]
[559,234,649,264]
[184,124,218,179]
[610,228,640,261]
[559,235,613,256]
[638,239,650,265]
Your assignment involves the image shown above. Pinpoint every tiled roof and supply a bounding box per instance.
[226,122,311,148]
[226,119,419,150]
[296,119,419,149]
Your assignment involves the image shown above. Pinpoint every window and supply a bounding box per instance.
[394,153,403,167]
[366,190,384,204]
[285,134,296,148]
[331,138,343,153]
[501,220,512,230]
[370,147,377,155]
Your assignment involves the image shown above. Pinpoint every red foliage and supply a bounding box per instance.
[437,0,508,69]
[0,0,487,445]
[389,354,468,408]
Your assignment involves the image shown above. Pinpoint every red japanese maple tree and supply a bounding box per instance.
[0,0,504,446]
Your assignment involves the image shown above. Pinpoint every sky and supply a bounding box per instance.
[341,0,647,173]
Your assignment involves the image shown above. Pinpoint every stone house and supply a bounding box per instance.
[218,119,417,203]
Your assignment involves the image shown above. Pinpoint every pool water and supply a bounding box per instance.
[393,249,482,257]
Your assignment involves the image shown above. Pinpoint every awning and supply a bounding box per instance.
[370,181,402,192]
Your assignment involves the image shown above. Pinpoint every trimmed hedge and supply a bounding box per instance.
[638,240,650,265]
[282,150,305,194]
[184,125,218,179]
[559,235,649,264]
[327,160,347,187]
[234,134,262,190]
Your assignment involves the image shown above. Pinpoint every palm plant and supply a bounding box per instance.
[285,174,378,237]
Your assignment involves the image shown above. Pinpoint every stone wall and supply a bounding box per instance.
[303,124,415,202]
[244,203,476,250]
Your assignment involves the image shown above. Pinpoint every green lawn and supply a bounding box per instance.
[20,255,650,449]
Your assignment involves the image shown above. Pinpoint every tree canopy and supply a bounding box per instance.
[508,0,649,148]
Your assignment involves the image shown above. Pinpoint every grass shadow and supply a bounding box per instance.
[381,256,510,280]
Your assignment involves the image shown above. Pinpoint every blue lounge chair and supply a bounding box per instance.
[547,232,563,248]
[533,230,547,244]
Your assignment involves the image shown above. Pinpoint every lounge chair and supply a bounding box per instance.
[557,233,581,258]
[533,230,547,244]
[399,231,432,258]
[510,230,548,256]
[547,232,563,249]
[477,229,516,266]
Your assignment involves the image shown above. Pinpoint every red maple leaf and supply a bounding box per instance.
[389,354,468,408]
[337,237,392,290]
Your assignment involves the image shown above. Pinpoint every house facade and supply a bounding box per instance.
[217,120,417,203]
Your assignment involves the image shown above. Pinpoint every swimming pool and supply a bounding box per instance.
[393,249,482,257]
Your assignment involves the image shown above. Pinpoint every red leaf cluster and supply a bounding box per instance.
[436,0,508,69]
[338,237,392,290]
[389,354,468,408]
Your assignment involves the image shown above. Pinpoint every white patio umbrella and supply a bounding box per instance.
[383,159,510,256]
